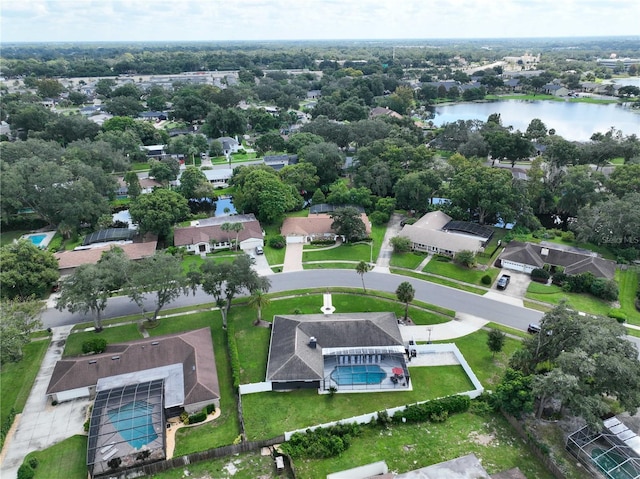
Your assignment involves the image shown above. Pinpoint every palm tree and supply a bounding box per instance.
[248,290,271,326]
[220,222,244,251]
[395,281,415,322]
[355,261,372,292]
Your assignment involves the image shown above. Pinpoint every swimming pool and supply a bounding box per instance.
[215,197,237,216]
[331,365,386,385]
[108,401,157,450]
[27,234,47,247]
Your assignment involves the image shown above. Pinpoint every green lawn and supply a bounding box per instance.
[262,221,287,267]
[181,251,242,273]
[390,251,428,269]
[242,365,474,440]
[390,268,487,295]
[423,257,500,286]
[295,411,555,479]
[616,268,640,326]
[22,435,88,479]
[304,262,364,270]
[302,243,372,263]
[130,162,150,171]
[0,229,28,247]
[1,340,49,448]
[525,282,613,316]
[64,323,142,357]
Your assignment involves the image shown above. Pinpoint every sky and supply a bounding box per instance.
[1,0,639,43]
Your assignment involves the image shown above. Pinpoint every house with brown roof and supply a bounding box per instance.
[498,241,616,278]
[399,211,493,256]
[46,328,220,411]
[281,212,371,244]
[173,214,264,254]
[54,241,157,275]
[369,106,403,120]
[266,313,409,393]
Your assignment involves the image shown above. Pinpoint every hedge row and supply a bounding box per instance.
[392,394,471,424]
[226,324,241,390]
[281,422,361,459]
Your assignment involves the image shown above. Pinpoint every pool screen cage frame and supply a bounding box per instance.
[321,346,409,392]
[566,424,640,479]
[88,379,166,478]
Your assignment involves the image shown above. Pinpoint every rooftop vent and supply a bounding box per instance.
[541,248,549,256]
[89,360,97,364]
[309,337,317,349]
[111,356,120,360]
[151,341,159,346]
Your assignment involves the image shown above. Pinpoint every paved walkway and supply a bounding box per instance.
[373,213,403,274]
[399,312,489,343]
[282,242,303,272]
[415,254,432,271]
[1,326,90,479]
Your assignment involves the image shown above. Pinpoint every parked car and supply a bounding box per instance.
[255,246,264,255]
[527,324,541,334]
[496,274,511,290]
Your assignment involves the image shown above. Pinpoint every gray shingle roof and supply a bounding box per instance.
[266,313,402,382]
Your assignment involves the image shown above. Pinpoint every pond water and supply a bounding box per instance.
[433,99,640,141]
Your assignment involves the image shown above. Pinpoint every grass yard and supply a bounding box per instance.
[262,221,287,267]
[294,410,555,479]
[22,435,88,479]
[390,251,428,269]
[130,162,150,171]
[304,262,364,269]
[63,323,142,357]
[1,340,49,448]
[242,365,474,440]
[525,282,613,316]
[484,322,529,339]
[423,257,500,286]
[616,268,640,326]
[181,251,242,273]
[145,449,292,479]
[0,229,28,247]
[390,268,486,295]
[302,242,372,263]
[448,330,522,389]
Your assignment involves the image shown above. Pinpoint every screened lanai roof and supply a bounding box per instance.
[322,346,407,356]
[83,228,135,246]
[88,380,165,478]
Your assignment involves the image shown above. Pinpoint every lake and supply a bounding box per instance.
[433,99,640,141]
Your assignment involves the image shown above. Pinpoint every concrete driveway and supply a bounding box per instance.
[282,243,303,272]
[484,270,531,307]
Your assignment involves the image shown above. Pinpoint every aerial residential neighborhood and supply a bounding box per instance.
[1,2,640,479]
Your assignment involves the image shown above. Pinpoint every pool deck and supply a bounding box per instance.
[19,230,56,249]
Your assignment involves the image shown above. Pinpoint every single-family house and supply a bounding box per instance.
[46,329,220,478]
[266,313,409,392]
[201,168,233,188]
[543,84,569,97]
[139,111,168,121]
[54,242,157,276]
[281,211,371,244]
[497,241,616,278]
[306,89,322,99]
[399,211,493,256]
[141,144,167,158]
[214,136,240,156]
[263,154,298,171]
[173,214,263,254]
[369,106,403,120]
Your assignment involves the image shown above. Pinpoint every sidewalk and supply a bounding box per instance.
[399,312,488,343]
[1,326,89,479]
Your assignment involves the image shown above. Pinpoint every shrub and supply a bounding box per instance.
[226,324,241,390]
[481,274,492,285]
[561,231,575,242]
[369,210,390,226]
[551,228,563,237]
[205,403,216,415]
[590,278,619,301]
[376,410,392,427]
[530,268,550,283]
[188,411,207,424]
[280,423,361,459]
[180,411,189,423]
[136,450,151,461]
[552,271,567,286]
[393,395,470,424]
[390,236,411,253]
[107,457,122,470]
[608,309,627,323]
[268,235,286,249]
[310,239,336,246]
[17,464,34,479]
[28,457,38,469]
[84,419,90,432]
[453,250,476,268]
[82,338,107,354]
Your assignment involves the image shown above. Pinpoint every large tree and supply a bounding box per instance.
[0,240,59,300]
[330,206,367,242]
[0,299,43,364]
[300,142,344,187]
[127,253,189,323]
[572,192,640,247]
[232,168,300,223]
[510,302,640,428]
[56,263,110,331]
[393,170,442,214]
[128,188,190,238]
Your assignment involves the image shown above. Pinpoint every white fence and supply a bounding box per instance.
[284,343,483,440]
[238,381,273,394]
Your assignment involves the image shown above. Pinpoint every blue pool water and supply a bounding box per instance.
[331,365,386,385]
[27,234,47,247]
[215,197,237,216]
[108,401,157,449]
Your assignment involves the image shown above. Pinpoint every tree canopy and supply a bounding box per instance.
[0,240,59,301]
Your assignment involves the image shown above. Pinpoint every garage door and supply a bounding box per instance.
[286,235,304,244]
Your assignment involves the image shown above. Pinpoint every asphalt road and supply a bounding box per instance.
[42,270,543,329]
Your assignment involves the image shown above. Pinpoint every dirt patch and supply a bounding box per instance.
[468,430,495,446]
